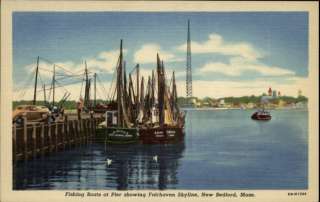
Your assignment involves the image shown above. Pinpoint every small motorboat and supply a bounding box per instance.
[251,110,272,121]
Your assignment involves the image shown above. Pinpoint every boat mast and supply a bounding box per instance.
[94,73,96,107]
[157,54,165,126]
[172,71,179,121]
[84,61,88,105]
[43,84,46,104]
[151,70,155,107]
[84,61,90,109]
[33,56,40,105]
[136,64,140,107]
[52,64,55,106]
[117,40,123,127]
[129,73,135,104]
[140,76,145,115]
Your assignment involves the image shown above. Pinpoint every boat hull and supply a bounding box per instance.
[96,127,139,144]
[139,126,184,144]
[251,112,272,121]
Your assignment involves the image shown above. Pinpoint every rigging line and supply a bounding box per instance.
[38,67,54,73]
[15,67,37,99]
[14,71,34,94]
[96,75,108,98]
[39,78,85,93]
[129,64,138,74]
[99,80,109,101]
[56,73,86,77]
[47,78,52,102]
[107,57,119,101]
[38,56,76,76]
[95,77,106,100]
[36,82,71,93]
[38,71,45,87]
[55,76,84,83]
[79,72,85,99]
[55,80,71,94]
[96,85,105,101]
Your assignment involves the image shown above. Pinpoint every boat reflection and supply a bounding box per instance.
[104,143,185,190]
[13,142,185,190]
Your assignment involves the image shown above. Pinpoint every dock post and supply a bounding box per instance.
[62,120,65,151]
[73,120,78,146]
[80,119,84,145]
[32,124,37,159]
[77,120,81,146]
[90,112,94,142]
[13,123,17,162]
[87,119,92,143]
[48,122,52,153]
[40,123,45,157]
[55,123,58,152]
[23,115,28,161]
[93,118,96,137]
[85,119,89,144]
[65,115,70,149]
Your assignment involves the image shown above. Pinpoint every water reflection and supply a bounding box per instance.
[104,143,185,190]
[13,142,185,190]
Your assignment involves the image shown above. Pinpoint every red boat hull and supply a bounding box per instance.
[139,126,185,144]
[251,112,272,121]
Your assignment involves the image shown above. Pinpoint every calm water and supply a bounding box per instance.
[13,109,308,190]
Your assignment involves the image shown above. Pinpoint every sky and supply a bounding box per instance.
[13,12,309,101]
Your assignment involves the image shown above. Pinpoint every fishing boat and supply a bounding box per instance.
[97,40,139,144]
[138,54,185,144]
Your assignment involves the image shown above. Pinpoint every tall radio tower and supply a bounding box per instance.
[186,20,192,101]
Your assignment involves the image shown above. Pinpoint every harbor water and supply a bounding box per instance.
[13,109,308,190]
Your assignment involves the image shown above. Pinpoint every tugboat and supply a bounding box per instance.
[251,109,272,121]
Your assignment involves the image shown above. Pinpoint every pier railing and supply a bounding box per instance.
[12,115,104,161]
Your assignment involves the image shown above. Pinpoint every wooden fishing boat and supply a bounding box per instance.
[98,41,185,144]
[137,54,185,144]
[98,40,139,144]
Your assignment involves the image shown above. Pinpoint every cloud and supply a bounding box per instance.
[199,57,295,77]
[88,49,127,74]
[134,43,183,64]
[177,33,262,61]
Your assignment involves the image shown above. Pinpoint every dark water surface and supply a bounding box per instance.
[13,109,308,190]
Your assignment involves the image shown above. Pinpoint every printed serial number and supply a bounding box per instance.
[288,192,307,196]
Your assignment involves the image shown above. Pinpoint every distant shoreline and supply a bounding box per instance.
[181,107,308,111]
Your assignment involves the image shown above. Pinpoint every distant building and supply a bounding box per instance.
[272,90,277,98]
[296,101,307,109]
[219,99,225,107]
[298,89,302,97]
[278,99,286,108]
[278,91,281,97]
[247,102,256,109]
[268,87,272,96]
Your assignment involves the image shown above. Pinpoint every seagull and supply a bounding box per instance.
[153,155,158,162]
[106,158,112,166]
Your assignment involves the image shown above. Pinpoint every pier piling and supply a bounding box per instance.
[12,116,103,162]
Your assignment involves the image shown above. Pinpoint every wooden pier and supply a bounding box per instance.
[12,115,103,161]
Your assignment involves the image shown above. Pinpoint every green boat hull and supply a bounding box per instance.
[96,127,139,144]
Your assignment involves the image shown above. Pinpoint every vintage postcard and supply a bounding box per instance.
[1,1,318,202]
